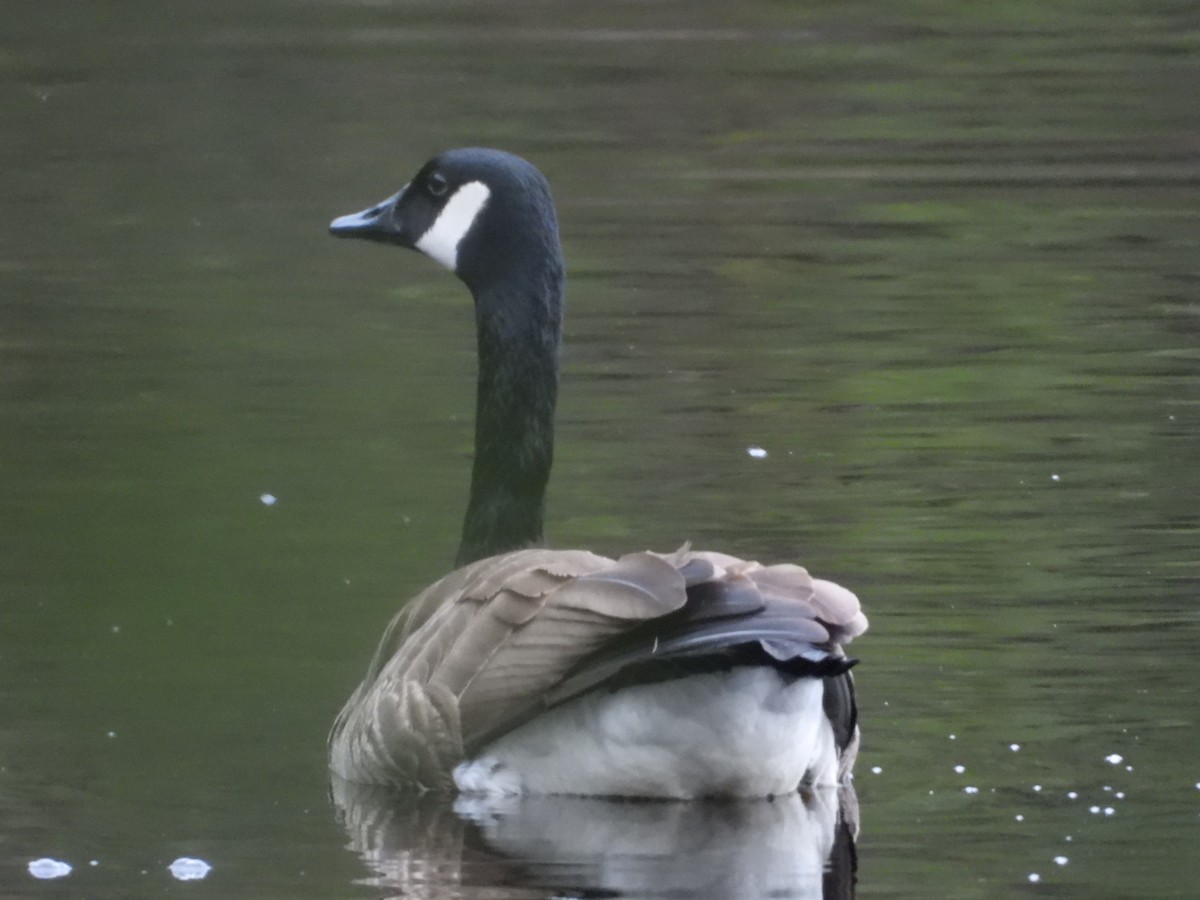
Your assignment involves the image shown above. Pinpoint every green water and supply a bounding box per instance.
[2,1,1198,896]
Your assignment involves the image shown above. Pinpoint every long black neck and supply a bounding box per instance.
[455,252,564,567]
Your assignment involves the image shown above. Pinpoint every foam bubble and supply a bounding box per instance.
[168,858,212,881]
[28,859,71,880]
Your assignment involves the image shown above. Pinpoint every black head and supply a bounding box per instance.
[329,148,562,294]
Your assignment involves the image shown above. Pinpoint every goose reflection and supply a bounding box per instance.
[332,776,858,899]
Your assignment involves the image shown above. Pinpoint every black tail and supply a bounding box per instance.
[546,576,856,709]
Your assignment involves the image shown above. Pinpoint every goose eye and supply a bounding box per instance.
[427,173,449,197]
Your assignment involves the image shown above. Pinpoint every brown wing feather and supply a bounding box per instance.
[329,546,867,790]
[329,549,688,788]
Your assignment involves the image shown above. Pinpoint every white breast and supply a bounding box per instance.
[453,668,839,799]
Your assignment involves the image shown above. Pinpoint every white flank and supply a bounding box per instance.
[415,180,491,270]
[454,669,837,798]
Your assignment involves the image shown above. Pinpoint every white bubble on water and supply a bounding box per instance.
[28,859,72,880]
[168,858,212,881]
[746,446,768,459]
[1105,753,1123,765]
[1054,855,1069,866]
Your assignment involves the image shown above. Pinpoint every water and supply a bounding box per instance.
[2,1,1198,896]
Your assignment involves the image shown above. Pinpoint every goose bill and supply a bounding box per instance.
[329,187,408,241]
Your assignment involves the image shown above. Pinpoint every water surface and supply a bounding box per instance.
[2,1,1198,896]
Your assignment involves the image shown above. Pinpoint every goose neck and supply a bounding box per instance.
[455,275,563,567]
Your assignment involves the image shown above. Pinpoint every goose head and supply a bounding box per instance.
[330,147,563,297]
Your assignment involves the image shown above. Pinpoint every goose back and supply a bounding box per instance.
[329,546,866,790]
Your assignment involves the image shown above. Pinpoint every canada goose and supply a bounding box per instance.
[327,148,867,798]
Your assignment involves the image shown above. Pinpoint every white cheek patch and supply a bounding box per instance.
[415,181,491,271]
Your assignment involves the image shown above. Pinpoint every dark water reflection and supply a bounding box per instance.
[332,779,857,899]
[3,0,1199,897]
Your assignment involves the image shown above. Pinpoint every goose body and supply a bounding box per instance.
[327,149,867,797]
